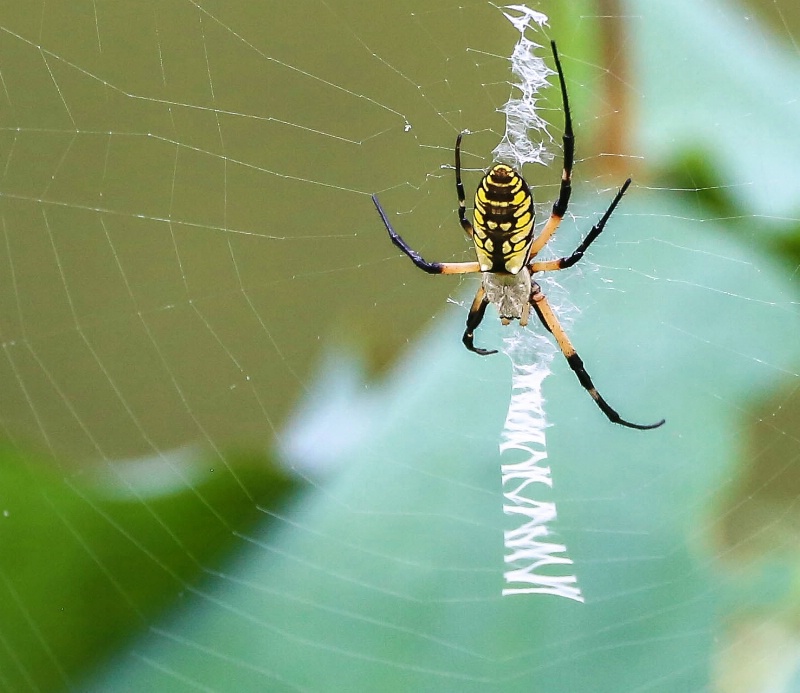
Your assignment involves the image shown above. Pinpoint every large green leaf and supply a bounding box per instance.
[0,446,295,692]
[82,189,797,692]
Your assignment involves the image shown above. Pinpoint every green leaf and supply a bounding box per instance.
[634,0,800,223]
[0,446,295,692]
[82,191,798,691]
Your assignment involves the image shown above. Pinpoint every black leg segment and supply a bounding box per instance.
[455,133,474,237]
[552,178,631,270]
[463,287,497,356]
[372,194,443,274]
[565,352,665,430]
[550,41,574,220]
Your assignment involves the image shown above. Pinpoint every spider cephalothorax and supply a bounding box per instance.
[372,41,664,431]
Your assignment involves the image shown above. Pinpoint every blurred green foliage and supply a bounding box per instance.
[0,446,295,691]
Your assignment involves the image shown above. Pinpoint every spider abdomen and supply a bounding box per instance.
[472,164,535,274]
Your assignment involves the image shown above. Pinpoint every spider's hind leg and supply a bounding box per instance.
[529,285,665,431]
[463,286,497,356]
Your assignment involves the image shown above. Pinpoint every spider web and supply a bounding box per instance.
[1,1,799,692]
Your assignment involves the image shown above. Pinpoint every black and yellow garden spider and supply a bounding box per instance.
[372,41,664,431]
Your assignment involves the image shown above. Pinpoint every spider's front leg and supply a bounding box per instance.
[462,286,497,356]
[529,179,632,274]
[372,194,481,275]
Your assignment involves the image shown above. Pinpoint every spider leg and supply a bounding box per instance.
[530,283,665,430]
[549,40,574,220]
[372,194,481,275]
[530,179,631,273]
[527,41,574,259]
[463,286,497,356]
[455,133,475,238]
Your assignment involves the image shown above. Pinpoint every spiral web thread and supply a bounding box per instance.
[495,6,582,601]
